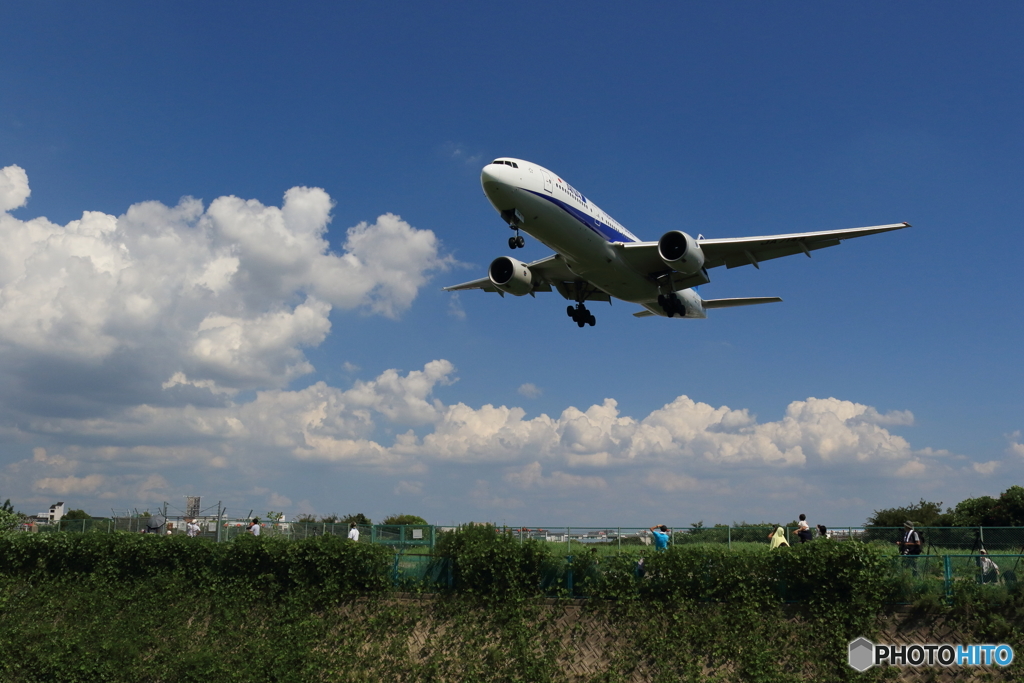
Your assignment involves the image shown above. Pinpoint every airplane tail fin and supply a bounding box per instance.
[701,297,782,309]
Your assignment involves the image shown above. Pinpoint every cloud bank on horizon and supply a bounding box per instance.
[0,167,1013,522]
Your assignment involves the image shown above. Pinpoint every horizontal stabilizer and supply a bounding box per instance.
[702,297,783,309]
[633,310,656,318]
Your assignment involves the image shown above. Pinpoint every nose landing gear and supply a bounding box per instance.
[502,209,526,249]
[567,303,596,327]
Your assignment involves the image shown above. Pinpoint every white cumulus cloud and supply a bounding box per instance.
[0,165,30,212]
[0,169,450,403]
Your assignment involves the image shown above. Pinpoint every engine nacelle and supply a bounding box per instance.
[657,230,705,276]
[488,256,533,296]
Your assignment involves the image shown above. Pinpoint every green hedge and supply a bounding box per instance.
[0,531,392,603]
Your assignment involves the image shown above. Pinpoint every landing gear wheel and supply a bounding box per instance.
[577,319,585,328]
[567,306,575,317]
[508,236,517,249]
[588,314,596,326]
[516,235,525,248]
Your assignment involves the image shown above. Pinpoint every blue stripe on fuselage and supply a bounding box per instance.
[525,190,637,244]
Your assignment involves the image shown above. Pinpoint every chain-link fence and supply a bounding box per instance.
[20,521,1024,554]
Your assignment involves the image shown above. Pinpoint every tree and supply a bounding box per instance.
[950,496,1000,526]
[64,509,91,520]
[991,485,1024,526]
[293,513,317,523]
[0,498,24,534]
[382,514,427,526]
[866,499,953,527]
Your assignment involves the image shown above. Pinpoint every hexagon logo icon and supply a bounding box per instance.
[848,637,875,672]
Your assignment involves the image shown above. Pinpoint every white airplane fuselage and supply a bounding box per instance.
[481,158,706,317]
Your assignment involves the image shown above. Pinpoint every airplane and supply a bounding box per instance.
[444,157,909,327]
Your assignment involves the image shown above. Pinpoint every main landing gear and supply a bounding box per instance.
[567,303,596,328]
[508,233,525,249]
[658,293,686,318]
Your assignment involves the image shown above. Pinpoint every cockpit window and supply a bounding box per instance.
[492,160,503,165]
[491,160,518,168]
[509,162,518,168]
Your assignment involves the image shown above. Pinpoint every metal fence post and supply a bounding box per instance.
[943,555,953,598]
[728,526,732,551]
[567,527,571,555]
[617,527,621,553]
[566,556,573,597]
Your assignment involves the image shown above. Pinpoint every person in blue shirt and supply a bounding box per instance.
[649,524,671,551]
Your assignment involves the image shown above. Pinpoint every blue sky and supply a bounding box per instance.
[1,3,1022,526]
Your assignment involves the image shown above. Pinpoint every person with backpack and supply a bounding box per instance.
[898,521,922,576]
[897,521,921,555]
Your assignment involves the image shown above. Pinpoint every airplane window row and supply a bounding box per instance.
[491,160,518,168]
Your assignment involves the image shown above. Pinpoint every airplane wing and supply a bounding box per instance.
[702,297,783,308]
[633,297,782,317]
[442,254,612,301]
[618,222,910,274]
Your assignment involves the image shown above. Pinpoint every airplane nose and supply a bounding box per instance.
[480,164,501,186]
[480,163,506,196]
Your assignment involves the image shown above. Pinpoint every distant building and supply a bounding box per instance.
[36,502,65,524]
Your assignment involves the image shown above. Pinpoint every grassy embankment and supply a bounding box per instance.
[2,528,1022,682]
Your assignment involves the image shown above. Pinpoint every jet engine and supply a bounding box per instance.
[488,256,533,296]
[657,230,705,276]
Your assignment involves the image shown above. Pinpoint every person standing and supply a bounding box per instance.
[186,518,200,538]
[793,514,812,543]
[769,526,790,549]
[649,524,670,552]
[897,521,921,556]
[248,518,261,537]
[348,522,360,542]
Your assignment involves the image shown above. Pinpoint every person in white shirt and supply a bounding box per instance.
[248,518,261,537]
[348,522,359,542]
[793,513,812,543]
[979,550,1000,584]
[186,519,201,538]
